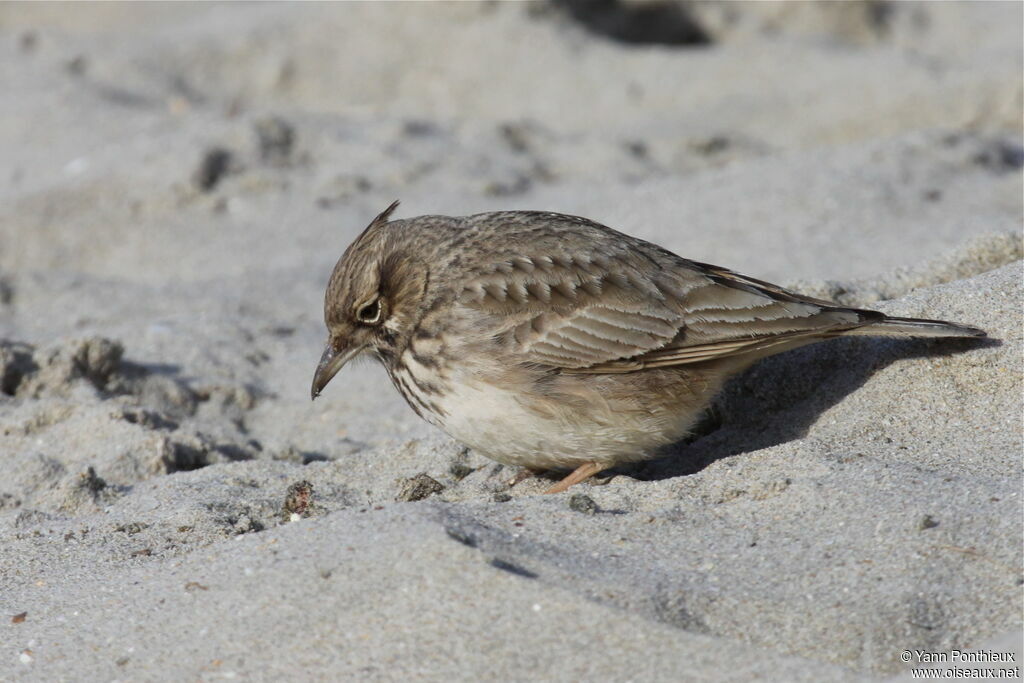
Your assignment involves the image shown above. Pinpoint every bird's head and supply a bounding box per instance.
[311,201,427,399]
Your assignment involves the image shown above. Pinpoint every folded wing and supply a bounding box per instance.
[459,240,876,374]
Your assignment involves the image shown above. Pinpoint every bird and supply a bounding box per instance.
[311,201,986,494]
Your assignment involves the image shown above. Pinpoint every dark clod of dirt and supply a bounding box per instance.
[396,473,445,502]
[194,148,233,191]
[282,480,315,520]
[402,119,440,137]
[1000,144,1024,170]
[448,462,475,481]
[625,140,649,160]
[19,31,37,53]
[254,117,295,164]
[65,55,88,76]
[568,493,598,515]
[973,139,1024,173]
[692,136,732,156]
[80,466,107,494]
[553,0,712,46]
[0,341,36,395]
[918,514,940,530]
[499,122,532,153]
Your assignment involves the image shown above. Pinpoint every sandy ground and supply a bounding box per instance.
[0,2,1021,681]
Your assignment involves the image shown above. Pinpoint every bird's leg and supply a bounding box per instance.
[544,462,606,495]
[507,467,544,488]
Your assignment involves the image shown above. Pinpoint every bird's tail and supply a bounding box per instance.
[847,315,986,339]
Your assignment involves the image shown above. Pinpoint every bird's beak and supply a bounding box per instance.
[311,342,362,400]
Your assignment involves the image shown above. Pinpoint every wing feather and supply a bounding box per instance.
[455,215,875,373]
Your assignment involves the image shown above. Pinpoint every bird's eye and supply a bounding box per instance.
[355,299,383,324]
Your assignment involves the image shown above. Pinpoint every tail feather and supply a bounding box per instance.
[847,315,986,339]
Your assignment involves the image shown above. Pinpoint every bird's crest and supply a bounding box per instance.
[353,199,401,243]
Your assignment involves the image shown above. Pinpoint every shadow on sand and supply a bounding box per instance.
[622,334,999,483]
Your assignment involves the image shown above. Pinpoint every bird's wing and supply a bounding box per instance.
[459,246,877,373]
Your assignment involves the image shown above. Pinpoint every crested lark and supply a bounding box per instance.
[312,202,985,494]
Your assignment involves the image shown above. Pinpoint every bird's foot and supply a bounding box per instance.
[507,467,544,488]
[544,462,606,495]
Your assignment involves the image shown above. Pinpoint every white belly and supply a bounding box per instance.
[429,376,696,470]
[390,346,707,471]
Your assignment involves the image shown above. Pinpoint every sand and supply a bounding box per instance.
[0,2,1021,680]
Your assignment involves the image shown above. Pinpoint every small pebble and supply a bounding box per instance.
[19,31,37,53]
[194,148,232,192]
[568,493,598,515]
[396,473,444,502]
[402,119,439,137]
[448,463,475,481]
[282,480,315,519]
[254,117,295,164]
[65,55,88,76]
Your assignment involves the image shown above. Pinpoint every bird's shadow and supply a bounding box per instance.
[618,334,999,483]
